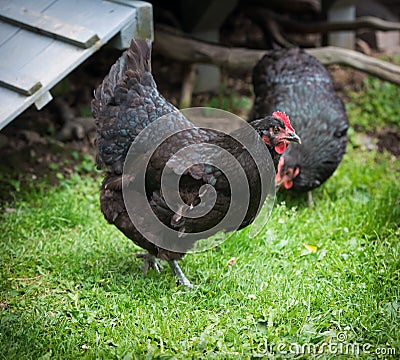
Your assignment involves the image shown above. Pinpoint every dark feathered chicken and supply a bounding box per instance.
[92,39,300,288]
[250,47,348,193]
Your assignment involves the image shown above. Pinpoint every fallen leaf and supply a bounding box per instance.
[303,244,318,253]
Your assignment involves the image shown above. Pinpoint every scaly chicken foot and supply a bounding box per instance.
[135,253,163,274]
[168,260,193,289]
[307,191,314,210]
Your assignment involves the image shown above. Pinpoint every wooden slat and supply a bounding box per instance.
[34,91,53,110]
[0,71,42,96]
[0,3,100,48]
[109,0,154,48]
[0,0,154,130]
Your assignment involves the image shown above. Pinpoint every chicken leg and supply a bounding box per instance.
[169,260,193,289]
[307,191,314,210]
[135,253,163,274]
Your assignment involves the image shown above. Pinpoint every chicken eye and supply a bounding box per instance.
[273,126,280,134]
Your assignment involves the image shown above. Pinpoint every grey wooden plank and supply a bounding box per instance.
[0,3,139,84]
[0,20,19,46]
[110,0,153,37]
[0,2,100,48]
[0,28,56,71]
[0,71,42,96]
[10,0,55,10]
[0,12,140,130]
[34,91,53,110]
[109,0,153,46]
[0,0,54,46]
[0,0,154,130]
[44,0,140,41]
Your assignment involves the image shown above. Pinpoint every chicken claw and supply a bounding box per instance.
[135,253,163,274]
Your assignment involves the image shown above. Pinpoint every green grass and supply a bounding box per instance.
[346,76,400,131]
[0,145,399,358]
[1,73,400,358]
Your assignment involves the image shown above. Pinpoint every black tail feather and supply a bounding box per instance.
[93,39,152,107]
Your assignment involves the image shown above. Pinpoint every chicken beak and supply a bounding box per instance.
[285,132,301,144]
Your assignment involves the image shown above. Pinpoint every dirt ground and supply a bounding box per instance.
[0,44,399,205]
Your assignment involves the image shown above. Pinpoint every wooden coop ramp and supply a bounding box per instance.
[0,0,153,130]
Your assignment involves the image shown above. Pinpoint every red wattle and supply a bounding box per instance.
[284,181,293,189]
[275,142,287,154]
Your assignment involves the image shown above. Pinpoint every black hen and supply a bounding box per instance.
[251,47,348,193]
[92,39,300,288]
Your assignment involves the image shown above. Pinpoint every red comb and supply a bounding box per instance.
[272,111,294,132]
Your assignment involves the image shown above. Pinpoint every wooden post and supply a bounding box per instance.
[327,0,356,49]
[180,0,238,93]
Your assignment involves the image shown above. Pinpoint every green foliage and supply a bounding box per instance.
[73,154,97,173]
[0,151,98,204]
[204,85,252,115]
[346,76,400,131]
[1,146,399,358]
[376,53,400,66]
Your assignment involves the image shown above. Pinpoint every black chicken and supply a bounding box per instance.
[92,39,300,288]
[250,47,348,194]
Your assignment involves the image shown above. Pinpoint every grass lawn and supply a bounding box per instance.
[1,144,399,358]
[1,72,400,358]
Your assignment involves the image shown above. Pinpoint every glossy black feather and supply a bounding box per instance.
[250,47,349,192]
[93,39,287,262]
